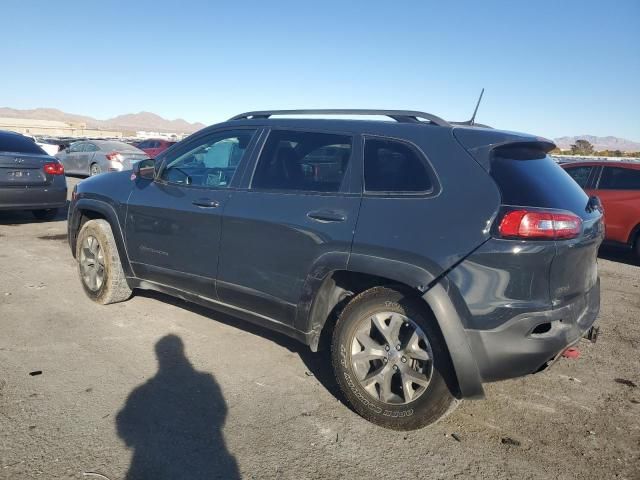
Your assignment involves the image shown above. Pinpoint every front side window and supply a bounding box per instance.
[364,138,433,192]
[564,166,593,188]
[160,129,256,188]
[252,130,352,192]
[85,143,98,152]
[599,166,640,190]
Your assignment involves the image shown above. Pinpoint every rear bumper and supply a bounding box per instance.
[0,183,67,211]
[465,279,600,382]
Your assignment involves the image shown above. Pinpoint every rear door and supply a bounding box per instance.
[216,129,361,326]
[125,128,258,298]
[59,142,85,174]
[75,142,95,175]
[594,165,640,244]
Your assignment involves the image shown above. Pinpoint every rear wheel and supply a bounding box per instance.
[76,219,132,304]
[331,286,458,430]
[634,233,640,261]
[32,209,58,221]
[90,163,101,176]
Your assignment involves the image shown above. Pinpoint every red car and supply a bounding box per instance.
[135,139,176,158]
[563,160,640,258]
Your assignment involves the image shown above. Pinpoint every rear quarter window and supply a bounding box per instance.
[364,137,433,193]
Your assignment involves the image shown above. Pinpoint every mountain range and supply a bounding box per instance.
[1,107,638,149]
[553,135,640,152]
[0,107,206,134]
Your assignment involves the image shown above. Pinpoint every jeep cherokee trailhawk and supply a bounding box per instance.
[68,110,603,430]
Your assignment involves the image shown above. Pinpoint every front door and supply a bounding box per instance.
[125,128,258,298]
[217,129,361,326]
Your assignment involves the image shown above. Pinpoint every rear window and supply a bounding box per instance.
[364,138,433,192]
[0,133,46,155]
[100,141,141,152]
[598,166,640,190]
[491,153,589,214]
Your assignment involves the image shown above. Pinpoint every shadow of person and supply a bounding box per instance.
[116,335,239,480]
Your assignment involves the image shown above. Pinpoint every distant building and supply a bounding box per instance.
[0,117,123,138]
[136,131,190,141]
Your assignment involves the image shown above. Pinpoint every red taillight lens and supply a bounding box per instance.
[498,209,582,240]
[43,161,64,176]
[106,152,123,162]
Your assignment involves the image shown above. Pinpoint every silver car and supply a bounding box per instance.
[56,140,148,177]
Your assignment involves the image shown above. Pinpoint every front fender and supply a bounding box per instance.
[69,197,134,277]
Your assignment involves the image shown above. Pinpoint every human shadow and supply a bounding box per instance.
[116,334,240,480]
[135,290,348,408]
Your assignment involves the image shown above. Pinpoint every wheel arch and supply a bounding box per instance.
[628,222,640,247]
[300,256,484,399]
[70,198,134,277]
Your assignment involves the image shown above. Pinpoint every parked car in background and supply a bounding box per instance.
[0,130,67,220]
[135,138,176,158]
[563,160,640,258]
[56,140,148,177]
[67,109,603,430]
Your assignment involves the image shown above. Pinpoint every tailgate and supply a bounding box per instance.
[488,151,605,309]
[0,153,51,186]
[550,209,604,307]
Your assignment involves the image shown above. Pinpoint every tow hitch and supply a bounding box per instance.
[584,325,600,343]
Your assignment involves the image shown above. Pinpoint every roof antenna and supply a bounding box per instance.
[469,88,484,126]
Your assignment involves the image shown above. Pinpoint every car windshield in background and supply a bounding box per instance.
[0,133,46,155]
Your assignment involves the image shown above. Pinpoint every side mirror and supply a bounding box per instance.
[132,158,156,180]
[65,147,70,153]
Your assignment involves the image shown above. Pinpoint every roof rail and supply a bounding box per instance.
[228,109,451,127]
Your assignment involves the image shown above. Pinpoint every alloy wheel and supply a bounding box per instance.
[350,312,433,405]
[79,235,105,292]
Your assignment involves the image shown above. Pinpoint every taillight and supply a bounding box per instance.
[498,209,582,240]
[106,152,123,162]
[43,161,64,176]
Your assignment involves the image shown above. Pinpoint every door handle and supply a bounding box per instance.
[307,209,346,223]
[192,198,220,208]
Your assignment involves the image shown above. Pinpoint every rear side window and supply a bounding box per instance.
[0,133,45,155]
[564,166,593,188]
[491,153,589,213]
[252,130,352,192]
[364,138,433,192]
[598,166,640,190]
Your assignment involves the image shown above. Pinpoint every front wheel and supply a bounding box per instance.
[331,287,458,430]
[76,219,132,304]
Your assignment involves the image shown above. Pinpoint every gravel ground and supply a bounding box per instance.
[1,178,639,480]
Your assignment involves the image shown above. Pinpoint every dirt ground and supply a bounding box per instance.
[1,178,639,480]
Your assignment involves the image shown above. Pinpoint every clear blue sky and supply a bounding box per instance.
[2,0,639,140]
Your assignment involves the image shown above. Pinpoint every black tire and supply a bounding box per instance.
[634,233,640,262]
[32,208,58,221]
[76,219,132,305]
[331,286,458,430]
[90,163,101,176]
